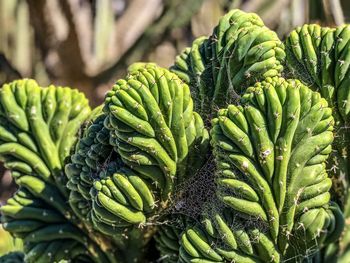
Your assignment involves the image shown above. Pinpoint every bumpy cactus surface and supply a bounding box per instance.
[66,64,209,262]
[0,8,350,263]
[171,9,285,119]
[285,24,350,205]
[0,80,118,263]
[173,78,344,263]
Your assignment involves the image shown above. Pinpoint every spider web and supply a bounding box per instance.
[282,44,320,88]
[151,62,329,262]
[152,145,327,262]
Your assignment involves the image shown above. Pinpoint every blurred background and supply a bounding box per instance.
[0,0,349,255]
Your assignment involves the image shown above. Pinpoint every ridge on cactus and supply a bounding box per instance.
[0,8,349,263]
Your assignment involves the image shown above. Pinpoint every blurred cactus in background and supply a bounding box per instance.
[0,225,22,256]
[0,0,348,106]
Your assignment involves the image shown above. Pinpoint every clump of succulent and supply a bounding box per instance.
[0,9,349,263]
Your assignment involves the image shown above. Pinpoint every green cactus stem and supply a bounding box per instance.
[170,9,285,120]
[177,77,344,262]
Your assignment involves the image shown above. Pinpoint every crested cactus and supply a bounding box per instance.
[65,63,209,261]
[171,9,285,119]
[66,108,113,225]
[284,24,350,206]
[0,8,349,263]
[104,63,209,200]
[284,24,350,122]
[284,26,350,261]
[65,108,153,262]
[0,80,118,263]
[177,77,344,262]
[0,79,91,196]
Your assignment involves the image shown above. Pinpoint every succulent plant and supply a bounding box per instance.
[65,63,209,261]
[177,77,344,262]
[284,24,350,205]
[0,80,116,263]
[0,9,349,263]
[65,108,153,262]
[171,9,285,119]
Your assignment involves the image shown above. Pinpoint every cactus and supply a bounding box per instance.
[0,9,349,263]
[0,65,209,263]
[104,63,209,199]
[0,80,117,263]
[65,108,154,262]
[284,24,350,206]
[170,9,285,119]
[66,108,118,225]
[176,77,344,262]
[285,26,350,261]
[65,63,209,261]
[0,79,91,196]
